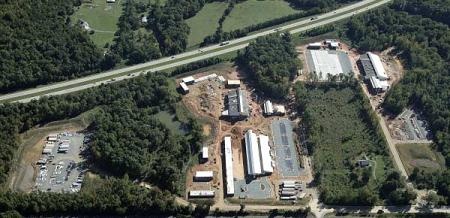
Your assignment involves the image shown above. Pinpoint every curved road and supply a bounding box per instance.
[0,0,391,103]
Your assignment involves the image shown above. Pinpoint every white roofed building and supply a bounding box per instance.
[226,80,240,88]
[194,171,213,180]
[244,130,273,176]
[202,146,208,160]
[182,76,195,85]
[245,130,262,176]
[367,52,388,80]
[179,82,189,94]
[264,100,274,115]
[224,136,234,195]
[258,135,273,174]
[189,190,214,197]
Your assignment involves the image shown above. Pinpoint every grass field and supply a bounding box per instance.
[186,2,229,47]
[222,0,300,32]
[396,143,445,175]
[72,0,123,48]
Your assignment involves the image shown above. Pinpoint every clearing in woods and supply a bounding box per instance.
[8,108,99,192]
[222,0,300,32]
[396,143,446,175]
[186,2,229,47]
[72,0,123,48]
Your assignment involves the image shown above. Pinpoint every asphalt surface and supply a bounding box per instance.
[0,0,391,103]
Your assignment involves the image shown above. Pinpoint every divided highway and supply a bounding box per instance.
[0,0,391,103]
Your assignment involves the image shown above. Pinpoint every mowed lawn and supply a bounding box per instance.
[397,143,445,175]
[222,0,300,32]
[72,0,123,48]
[186,2,228,47]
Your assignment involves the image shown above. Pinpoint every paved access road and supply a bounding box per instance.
[0,0,391,103]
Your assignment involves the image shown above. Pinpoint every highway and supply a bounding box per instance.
[0,0,391,103]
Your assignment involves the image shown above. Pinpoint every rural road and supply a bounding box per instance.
[0,0,392,103]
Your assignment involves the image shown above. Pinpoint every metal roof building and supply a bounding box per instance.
[222,89,249,119]
[306,50,353,80]
[224,136,235,195]
[369,76,390,93]
[367,52,388,80]
[258,135,273,174]
[245,130,262,176]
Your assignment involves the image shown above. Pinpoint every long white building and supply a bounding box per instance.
[224,136,235,195]
[367,52,388,80]
[245,130,262,176]
[258,135,273,174]
[244,130,273,176]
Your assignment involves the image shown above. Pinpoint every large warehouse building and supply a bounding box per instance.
[222,89,249,120]
[244,130,273,176]
[306,50,353,80]
[360,52,390,93]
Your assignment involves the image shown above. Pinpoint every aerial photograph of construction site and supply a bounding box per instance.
[2,0,450,216]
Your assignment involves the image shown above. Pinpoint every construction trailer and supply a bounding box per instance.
[47,134,58,141]
[42,148,53,154]
[189,190,215,198]
[179,82,189,94]
[194,171,213,181]
[226,80,241,88]
[224,136,235,196]
[182,76,195,85]
[201,146,208,160]
[264,100,274,115]
[307,42,322,49]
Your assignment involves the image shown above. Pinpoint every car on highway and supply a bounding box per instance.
[219,41,230,46]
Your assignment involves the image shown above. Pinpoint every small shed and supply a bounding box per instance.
[182,76,195,85]
[226,80,241,88]
[202,146,208,160]
[195,171,213,179]
[179,82,189,94]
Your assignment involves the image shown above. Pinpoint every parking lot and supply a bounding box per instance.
[35,132,88,193]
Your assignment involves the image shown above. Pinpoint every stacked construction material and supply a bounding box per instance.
[279,180,305,200]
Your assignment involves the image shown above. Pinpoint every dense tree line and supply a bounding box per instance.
[295,82,416,205]
[90,105,202,193]
[0,176,189,216]
[344,3,450,204]
[0,0,104,93]
[288,0,359,9]
[110,0,161,65]
[148,0,206,55]
[392,0,450,26]
[238,34,299,99]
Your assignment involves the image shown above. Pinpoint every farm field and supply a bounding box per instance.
[72,0,123,48]
[396,143,445,175]
[297,84,391,204]
[222,0,300,32]
[186,2,229,47]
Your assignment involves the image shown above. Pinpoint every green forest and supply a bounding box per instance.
[0,0,103,93]
[238,34,299,99]
[294,82,416,205]
[344,0,450,204]
[0,73,203,215]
